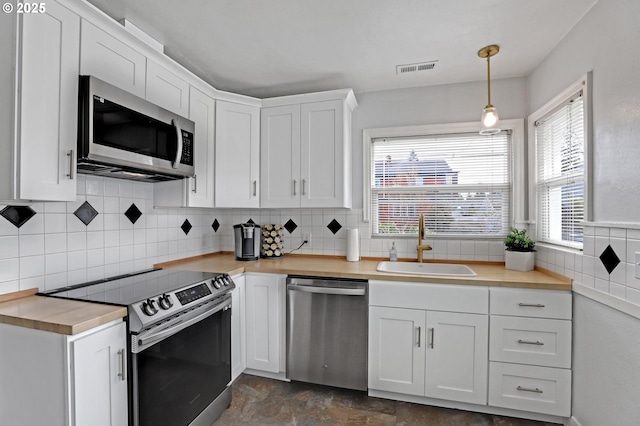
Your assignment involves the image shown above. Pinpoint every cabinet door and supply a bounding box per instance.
[80,20,146,98]
[260,105,301,208]
[215,101,260,208]
[18,0,79,201]
[244,274,281,372]
[368,306,425,396]
[231,274,246,381]
[425,311,488,405]
[146,60,190,117]
[300,99,345,208]
[71,321,127,426]
[187,86,216,207]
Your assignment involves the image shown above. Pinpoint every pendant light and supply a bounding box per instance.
[478,44,501,135]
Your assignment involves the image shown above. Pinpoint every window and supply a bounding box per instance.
[533,83,587,249]
[367,129,512,237]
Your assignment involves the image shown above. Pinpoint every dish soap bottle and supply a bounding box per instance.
[389,242,398,262]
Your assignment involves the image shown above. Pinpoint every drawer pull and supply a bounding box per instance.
[517,386,543,394]
[518,303,545,308]
[518,339,544,346]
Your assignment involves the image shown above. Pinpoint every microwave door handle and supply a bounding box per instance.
[172,118,183,169]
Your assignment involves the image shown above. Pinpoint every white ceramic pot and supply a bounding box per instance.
[505,250,535,272]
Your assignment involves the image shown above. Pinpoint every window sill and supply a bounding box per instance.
[536,242,583,255]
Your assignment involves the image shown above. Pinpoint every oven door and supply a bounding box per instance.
[131,295,231,426]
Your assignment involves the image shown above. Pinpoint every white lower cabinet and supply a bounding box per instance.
[231,274,246,381]
[70,321,128,425]
[368,281,489,406]
[0,319,127,426]
[244,273,286,374]
[369,281,573,421]
[488,287,573,417]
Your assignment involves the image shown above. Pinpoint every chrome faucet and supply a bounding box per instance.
[417,214,432,262]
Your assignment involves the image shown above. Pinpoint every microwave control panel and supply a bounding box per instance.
[181,130,194,166]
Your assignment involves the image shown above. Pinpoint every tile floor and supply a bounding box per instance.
[213,374,558,426]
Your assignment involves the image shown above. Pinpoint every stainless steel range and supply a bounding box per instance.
[44,268,235,426]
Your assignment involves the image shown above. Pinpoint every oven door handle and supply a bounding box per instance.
[135,297,231,352]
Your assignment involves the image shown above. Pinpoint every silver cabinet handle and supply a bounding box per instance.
[416,326,421,348]
[192,175,197,193]
[518,339,544,345]
[117,349,126,381]
[302,178,306,195]
[253,180,257,196]
[517,386,543,393]
[293,179,297,196]
[518,303,545,308]
[67,150,75,180]
[171,119,183,169]
[429,327,434,349]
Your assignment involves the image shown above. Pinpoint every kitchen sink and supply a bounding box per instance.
[377,261,477,276]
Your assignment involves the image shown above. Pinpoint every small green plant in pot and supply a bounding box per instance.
[504,228,536,271]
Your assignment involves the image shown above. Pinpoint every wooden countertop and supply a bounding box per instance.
[157,252,572,291]
[0,289,127,335]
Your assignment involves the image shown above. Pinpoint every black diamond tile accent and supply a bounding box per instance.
[124,203,142,224]
[212,219,220,232]
[73,201,99,226]
[181,219,192,235]
[0,205,36,228]
[599,245,621,274]
[327,218,342,235]
[284,219,298,234]
[247,218,255,224]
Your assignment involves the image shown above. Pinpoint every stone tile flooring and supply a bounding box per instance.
[213,374,558,426]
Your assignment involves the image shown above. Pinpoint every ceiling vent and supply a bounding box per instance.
[396,61,438,75]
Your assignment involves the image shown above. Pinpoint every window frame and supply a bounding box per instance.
[527,73,592,250]
[362,119,526,238]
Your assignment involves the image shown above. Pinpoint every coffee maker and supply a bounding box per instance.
[233,223,261,261]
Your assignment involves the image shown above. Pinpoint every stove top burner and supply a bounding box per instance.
[42,268,235,332]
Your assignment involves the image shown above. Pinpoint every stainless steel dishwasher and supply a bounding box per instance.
[286,275,368,391]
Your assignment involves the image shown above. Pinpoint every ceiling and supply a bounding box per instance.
[86,0,597,98]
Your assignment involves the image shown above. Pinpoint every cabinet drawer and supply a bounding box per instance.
[490,316,571,368]
[370,280,488,314]
[490,288,571,319]
[489,362,571,417]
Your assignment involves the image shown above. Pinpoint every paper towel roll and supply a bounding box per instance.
[346,228,360,262]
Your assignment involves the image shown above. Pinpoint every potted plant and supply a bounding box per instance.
[504,228,536,271]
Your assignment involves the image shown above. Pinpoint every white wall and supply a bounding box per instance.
[572,294,640,426]
[527,0,640,424]
[528,0,640,223]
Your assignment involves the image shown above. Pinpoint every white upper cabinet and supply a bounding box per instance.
[80,19,146,98]
[215,100,260,208]
[261,90,357,209]
[300,99,346,208]
[145,59,190,117]
[260,104,301,208]
[0,0,80,202]
[186,87,216,207]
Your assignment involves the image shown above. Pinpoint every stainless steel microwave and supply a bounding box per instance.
[77,75,195,182]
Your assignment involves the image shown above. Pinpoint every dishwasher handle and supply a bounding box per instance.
[287,284,365,296]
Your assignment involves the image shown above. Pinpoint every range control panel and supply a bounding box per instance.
[176,283,212,305]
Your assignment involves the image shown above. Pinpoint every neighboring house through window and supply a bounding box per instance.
[364,121,525,238]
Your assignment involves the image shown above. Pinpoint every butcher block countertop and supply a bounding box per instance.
[0,289,127,335]
[157,252,572,291]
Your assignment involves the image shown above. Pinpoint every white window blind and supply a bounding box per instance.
[535,91,584,248]
[370,132,511,237]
